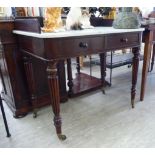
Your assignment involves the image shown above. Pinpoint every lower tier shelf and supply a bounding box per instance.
[68,72,102,97]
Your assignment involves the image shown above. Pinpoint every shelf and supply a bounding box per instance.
[91,53,143,69]
[69,72,102,97]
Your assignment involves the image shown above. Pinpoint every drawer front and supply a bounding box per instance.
[61,37,104,58]
[105,33,140,50]
[74,37,103,53]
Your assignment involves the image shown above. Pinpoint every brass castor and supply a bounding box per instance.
[57,134,67,141]
[7,133,11,137]
[102,88,105,94]
[13,113,27,119]
[131,100,135,109]
[33,110,37,118]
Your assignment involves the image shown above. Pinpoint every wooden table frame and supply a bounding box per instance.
[13,27,143,140]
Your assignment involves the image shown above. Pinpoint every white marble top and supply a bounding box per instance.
[13,27,144,39]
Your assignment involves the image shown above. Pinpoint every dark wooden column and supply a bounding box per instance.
[46,61,66,140]
[76,57,80,74]
[131,47,140,108]
[100,52,106,94]
[67,58,73,97]
[23,56,38,118]
[140,30,153,101]
[150,44,155,72]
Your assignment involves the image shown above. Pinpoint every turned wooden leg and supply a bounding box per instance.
[89,55,92,77]
[76,57,80,74]
[79,56,84,68]
[23,56,38,118]
[150,44,155,72]
[46,61,66,140]
[100,53,106,94]
[131,47,140,108]
[110,51,113,86]
[67,58,73,97]
[140,30,153,101]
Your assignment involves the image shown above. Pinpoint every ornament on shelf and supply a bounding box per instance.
[66,7,93,30]
[42,7,62,32]
[113,7,141,29]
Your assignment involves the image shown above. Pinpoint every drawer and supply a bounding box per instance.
[105,33,140,50]
[61,37,103,57]
[74,37,103,53]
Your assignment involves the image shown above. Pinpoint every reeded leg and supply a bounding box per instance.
[100,53,106,94]
[23,56,38,118]
[46,61,66,140]
[67,58,74,97]
[131,47,140,108]
[0,95,11,137]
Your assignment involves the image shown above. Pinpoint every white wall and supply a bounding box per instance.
[139,7,153,18]
[1,7,154,18]
[3,7,12,16]
[2,7,40,17]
